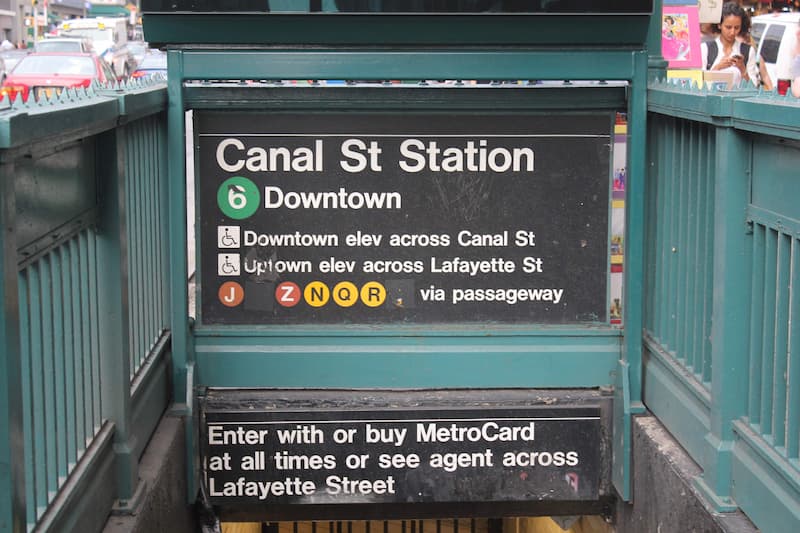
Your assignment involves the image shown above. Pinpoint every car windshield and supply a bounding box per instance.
[36,41,84,52]
[13,55,96,76]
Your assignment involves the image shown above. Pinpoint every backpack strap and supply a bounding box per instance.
[706,40,718,70]
[741,43,750,65]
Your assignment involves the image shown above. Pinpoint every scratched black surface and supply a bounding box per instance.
[197,111,612,325]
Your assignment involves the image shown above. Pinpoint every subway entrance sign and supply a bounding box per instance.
[143,0,655,520]
[198,110,612,326]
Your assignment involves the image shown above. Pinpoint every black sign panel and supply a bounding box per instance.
[143,0,653,14]
[197,111,611,325]
[202,405,602,510]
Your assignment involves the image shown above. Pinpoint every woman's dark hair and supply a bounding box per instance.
[719,1,750,35]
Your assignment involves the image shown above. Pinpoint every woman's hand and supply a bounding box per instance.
[715,54,748,80]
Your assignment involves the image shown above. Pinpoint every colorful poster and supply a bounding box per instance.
[662,6,702,69]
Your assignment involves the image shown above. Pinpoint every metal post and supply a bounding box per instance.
[0,157,27,532]
[96,126,140,505]
[166,48,197,501]
[693,123,752,511]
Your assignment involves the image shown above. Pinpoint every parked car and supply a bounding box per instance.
[131,51,167,80]
[0,52,117,102]
[34,37,94,53]
[750,12,800,95]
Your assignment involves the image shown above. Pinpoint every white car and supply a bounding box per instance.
[34,37,94,54]
[750,12,800,94]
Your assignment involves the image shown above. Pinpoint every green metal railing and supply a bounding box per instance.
[746,221,799,454]
[19,231,104,526]
[0,80,170,532]
[645,81,800,533]
[645,115,714,388]
[124,115,170,377]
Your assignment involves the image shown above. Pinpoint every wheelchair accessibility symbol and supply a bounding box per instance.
[217,254,241,276]
[217,226,241,249]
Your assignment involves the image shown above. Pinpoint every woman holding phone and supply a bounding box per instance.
[701,2,758,87]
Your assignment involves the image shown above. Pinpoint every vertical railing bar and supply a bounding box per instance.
[786,237,800,459]
[665,116,679,353]
[655,117,669,343]
[159,117,170,330]
[145,119,157,363]
[671,118,683,353]
[138,120,150,371]
[88,232,103,432]
[693,127,703,376]
[749,224,766,425]
[135,120,148,373]
[81,232,98,436]
[156,118,167,337]
[690,124,704,379]
[131,122,144,377]
[61,242,77,473]
[51,249,67,486]
[129,121,140,376]
[70,237,86,457]
[18,269,36,528]
[772,232,791,450]
[760,228,778,438]
[682,121,694,371]
[643,116,654,332]
[158,116,168,332]
[648,115,664,336]
[682,120,695,370]
[148,117,161,350]
[27,262,46,516]
[701,126,715,384]
[649,117,661,337]
[39,255,58,504]
[125,134,136,378]
[676,119,689,367]
[145,120,159,366]
[79,232,95,439]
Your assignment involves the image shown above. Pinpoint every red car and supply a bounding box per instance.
[0,52,117,103]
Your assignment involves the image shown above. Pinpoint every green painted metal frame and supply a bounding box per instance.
[148,0,658,511]
[163,42,652,504]
[143,13,651,47]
